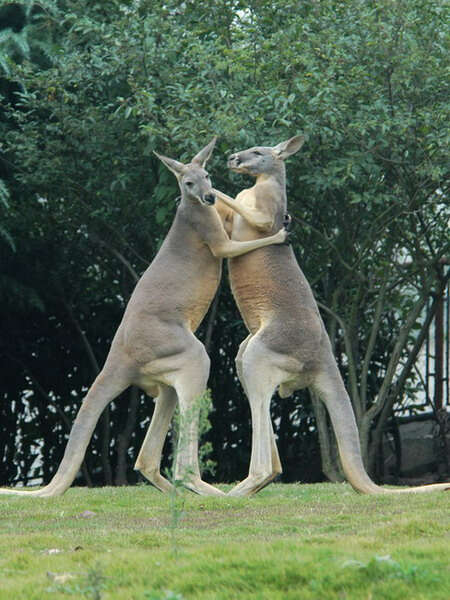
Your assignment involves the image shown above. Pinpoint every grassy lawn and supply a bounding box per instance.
[0,483,449,599]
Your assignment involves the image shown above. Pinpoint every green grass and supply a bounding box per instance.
[0,483,449,599]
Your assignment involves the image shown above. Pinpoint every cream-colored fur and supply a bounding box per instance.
[214,136,450,496]
[0,138,288,498]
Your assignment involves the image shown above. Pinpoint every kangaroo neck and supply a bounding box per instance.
[254,165,287,208]
[178,192,197,211]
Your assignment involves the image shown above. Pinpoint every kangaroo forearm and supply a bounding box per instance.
[213,188,273,232]
[213,189,249,220]
[212,235,280,258]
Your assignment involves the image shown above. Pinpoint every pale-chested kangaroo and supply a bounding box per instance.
[214,135,450,496]
[0,138,288,498]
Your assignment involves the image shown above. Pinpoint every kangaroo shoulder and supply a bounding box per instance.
[254,181,280,206]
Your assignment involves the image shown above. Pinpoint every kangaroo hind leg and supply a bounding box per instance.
[134,384,177,493]
[229,339,287,497]
[311,360,381,494]
[313,360,450,494]
[167,344,225,497]
[238,337,283,486]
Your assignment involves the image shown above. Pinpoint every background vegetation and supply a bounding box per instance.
[0,0,449,487]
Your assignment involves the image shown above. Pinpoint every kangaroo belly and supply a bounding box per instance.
[185,262,222,331]
[229,246,293,333]
[120,246,221,366]
[229,245,324,364]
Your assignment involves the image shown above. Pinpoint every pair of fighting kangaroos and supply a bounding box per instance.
[1,136,449,498]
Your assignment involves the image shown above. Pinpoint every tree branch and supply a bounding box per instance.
[115,386,141,486]
[360,274,388,411]
[89,232,140,283]
[361,270,450,458]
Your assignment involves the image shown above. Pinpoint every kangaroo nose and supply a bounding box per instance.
[204,193,216,205]
[228,154,241,165]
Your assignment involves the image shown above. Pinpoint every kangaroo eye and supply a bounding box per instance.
[253,151,262,156]
[185,181,194,187]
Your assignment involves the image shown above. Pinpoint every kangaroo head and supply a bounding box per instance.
[228,135,305,177]
[154,137,217,206]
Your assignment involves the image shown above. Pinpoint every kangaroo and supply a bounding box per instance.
[0,138,288,498]
[213,135,450,496]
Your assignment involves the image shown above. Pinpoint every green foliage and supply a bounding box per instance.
[0,178,9,209]
[0,179,14,249]
[0,0,448,487]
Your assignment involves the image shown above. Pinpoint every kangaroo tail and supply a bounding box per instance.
[0,368,130,497]
[312,364,450,495]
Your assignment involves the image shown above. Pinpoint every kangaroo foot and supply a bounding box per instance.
[137,468,174,494]
[227,473,277,497]
[0,486,62,498]
[183,478,225,497]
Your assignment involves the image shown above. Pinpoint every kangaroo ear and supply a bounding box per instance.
[191,137,217,167]
[154,152,187,178]
[272,135,305,160]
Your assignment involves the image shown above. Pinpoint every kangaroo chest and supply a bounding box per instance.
[228,188,285,331]
[229,247,285,333]
[231,193,267,242]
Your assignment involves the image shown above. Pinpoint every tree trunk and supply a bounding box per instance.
[367,275,449,474]
[115,386,141,485]
[100,408,113,485]
[359,282,434,470]
[204,284,221,354]
[311,391,344,482]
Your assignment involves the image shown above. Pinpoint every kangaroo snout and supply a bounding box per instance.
[204,193,216,205]
[228,154,241,167]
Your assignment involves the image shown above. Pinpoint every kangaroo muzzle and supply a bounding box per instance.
[204,193,216,206]
[228,154,242,168]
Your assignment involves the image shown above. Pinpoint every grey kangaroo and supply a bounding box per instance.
[213,135,450,496]
[0,138,287,498]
